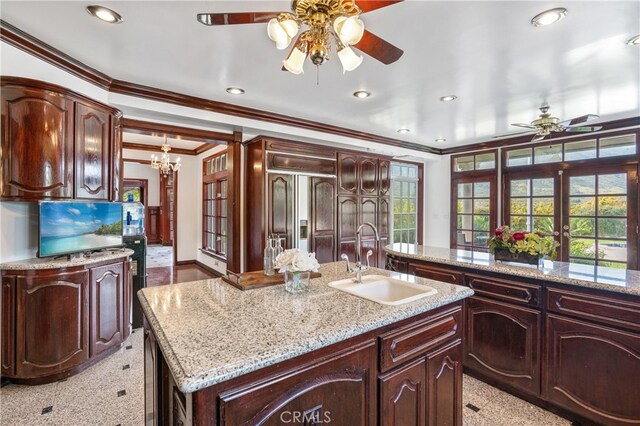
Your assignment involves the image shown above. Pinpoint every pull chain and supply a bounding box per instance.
[316,64,320,86]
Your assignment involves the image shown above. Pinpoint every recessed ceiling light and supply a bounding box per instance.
[226,87,245,95]
[435,138,446,143]
[531,8,567,27]
[440,95,457,102]
[86,5,123,24]
[627,35,640,45]
[353,90,371,99]
[397,128,410,134]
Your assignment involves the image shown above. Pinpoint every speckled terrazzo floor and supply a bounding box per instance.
[0,331,570,426]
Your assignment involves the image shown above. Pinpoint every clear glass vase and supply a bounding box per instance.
[284,270,310,294]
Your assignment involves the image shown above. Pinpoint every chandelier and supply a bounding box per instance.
[150,137,181,176]
[267,0,366,75]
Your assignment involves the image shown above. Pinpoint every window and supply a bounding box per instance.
[451,150,498,251]
[202,151,228,258]
[391,163,420,244]
[507,176,556,234]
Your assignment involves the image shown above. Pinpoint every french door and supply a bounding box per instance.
[504,165,638,269]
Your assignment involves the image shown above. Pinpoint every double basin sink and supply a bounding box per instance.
[328,274,437,306]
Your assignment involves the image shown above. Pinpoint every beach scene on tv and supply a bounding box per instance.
[40,202,123,257]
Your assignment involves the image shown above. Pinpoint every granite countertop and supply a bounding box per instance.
[385,243,640,296]
[0,248,134,270]
[138,262,473,393]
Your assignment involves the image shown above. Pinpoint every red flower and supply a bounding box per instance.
[513,232,525,241]
[495,229,503,236]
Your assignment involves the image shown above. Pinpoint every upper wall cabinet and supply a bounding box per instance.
[338,153,385,196]
[379,159,391,197]
[338,153,359,195]
[1,77,122,202]
[1,85,75,199]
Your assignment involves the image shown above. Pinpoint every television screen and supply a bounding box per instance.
[38,202,123,257]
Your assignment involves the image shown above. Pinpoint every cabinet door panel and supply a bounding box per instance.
[545,314,640,425]
[427,339,463,426]
[338,196,358,243]
[267,174,294,249]
[360,156,378,195]
[379,159,391,196]
[110,115,122,201]
[220,340,376,426]
[15,270,89,377]
[75,102,110,199]
[1,86,74,199]
[310,177,336,263]
[90,263,124,357]
[464,296,541,395]
[2,276,16,376]
[380,357,426,426]
[338,153,358,195]
[360,198,378,238]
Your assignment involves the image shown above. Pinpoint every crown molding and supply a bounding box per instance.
[0,19,441,155]
[122,118,232,144]
[122,142,199,156]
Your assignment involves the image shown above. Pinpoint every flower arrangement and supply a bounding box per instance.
[275,248,320,273]
[488,225,559,260]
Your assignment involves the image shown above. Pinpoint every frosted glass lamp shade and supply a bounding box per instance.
[283,46,306,74]
[337,45,363,73]
[333,16,365,45]
[267,18,293,50]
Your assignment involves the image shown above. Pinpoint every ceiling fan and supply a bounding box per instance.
[496,104,602,142]
[197,0,404,75]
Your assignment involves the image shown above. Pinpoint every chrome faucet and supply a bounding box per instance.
[341,222,380,283]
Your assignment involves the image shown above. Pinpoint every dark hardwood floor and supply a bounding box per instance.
[147,264,218,287]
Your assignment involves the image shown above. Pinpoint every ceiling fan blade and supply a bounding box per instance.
[355,0,404,13]
[511,123,538,129]
[197,12,281,26]
[565,125,603,133]
[532,133,547,142]
[353,30,403,64]
[559,114,600,127]
[492,130,534,138]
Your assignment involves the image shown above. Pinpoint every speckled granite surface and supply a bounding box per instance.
[138,262,473,393]
[385,244,640,296]
[0,249,134,270]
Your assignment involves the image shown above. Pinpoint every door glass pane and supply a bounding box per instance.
[532,178,554,196]
[569,197,595,216]
[506,148,532,167]
[534,144,562,164]
[473,232,490,245]
[511,180,530,196]
[458,215,472,230]
[597,218,626,239]
[474,199,490,214]
[598,174,626,194]
[458,199,472,214]
[533,217,554,234]
[569,176,595,195]
[570,218,595,237]
[510,216,529,232]
[570,238,597,259]
[598,196,626,216]
[473,215,490,231]
[475,152,495,170]
[474,182,490,197]
[599,134,636,158]
[510,198,529,215]
[532,198,554,215]
[564,140,596,161]
[458,183,472,197]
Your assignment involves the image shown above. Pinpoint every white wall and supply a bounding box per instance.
[423,155,452,248]
[0,202,38,263]
[123,162,160,206]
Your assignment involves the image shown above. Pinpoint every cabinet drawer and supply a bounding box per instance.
[385,256,408,274]
[546,288,640,333]
[465,273,541,308]
[379,306,461,372]
[408,263,464,285]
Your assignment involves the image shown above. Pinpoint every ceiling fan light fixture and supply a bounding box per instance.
[86,5,122,24]
[531,8,567,27]
[627,34,640,45]
[334,16,365,45]
[283,45,307,74]
[337,45,363,74]
[267,18,296,50]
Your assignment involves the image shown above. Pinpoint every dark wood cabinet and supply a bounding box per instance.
[464,296,541,396]
[408,262,465,286]
[544,314,640,425]
[90,263,124,357]
[219,340,377,426]
[1,77,122,201]
[159,172,176,246]
[338,196,359,260]
[309,177,336,263]
[338,152,359,195]
[1,84,75,199]
[2,256,132,384]
[75,102,110,200]
[144,320,159,426]
[15,269,89,379]
[360,156,378,196]
[147,206,161,244]
[426,339,463,426]
[379,159,391,197]
[380,357,426,426]
[267,173,294,249]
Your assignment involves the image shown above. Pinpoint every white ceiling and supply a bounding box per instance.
[1,1,639,149]
[122,132,207,150]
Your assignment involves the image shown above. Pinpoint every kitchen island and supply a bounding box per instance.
[385,243,640,426]
[139,261,473,425]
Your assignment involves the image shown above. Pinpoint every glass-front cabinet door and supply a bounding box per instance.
[562,166,638,269]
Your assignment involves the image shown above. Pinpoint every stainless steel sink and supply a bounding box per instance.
[328,275,437,306]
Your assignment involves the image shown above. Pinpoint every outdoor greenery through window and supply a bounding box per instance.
[455,180,493,250]
[203,151,228,258]
[391,163,419,244]
[509,177,555,234]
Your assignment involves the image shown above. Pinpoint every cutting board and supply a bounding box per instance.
[221,270,322,291]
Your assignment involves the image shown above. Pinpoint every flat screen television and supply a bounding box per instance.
[38,201,124,258]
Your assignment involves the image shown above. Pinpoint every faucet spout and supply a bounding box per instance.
[355,222,380,268]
